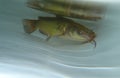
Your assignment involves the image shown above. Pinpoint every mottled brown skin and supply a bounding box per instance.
[23,17,96,46]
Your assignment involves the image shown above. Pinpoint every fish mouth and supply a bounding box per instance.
[82,33,96,47]
[82,32,96,42]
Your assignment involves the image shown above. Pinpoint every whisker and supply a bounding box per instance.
[92,40,96,48]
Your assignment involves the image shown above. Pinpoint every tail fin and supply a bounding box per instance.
[23,19,37,34]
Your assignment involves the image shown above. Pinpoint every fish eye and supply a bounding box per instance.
[87,30,91,33]
[40,4,45,8]
[79,31,82,34]
[78,31,84,35]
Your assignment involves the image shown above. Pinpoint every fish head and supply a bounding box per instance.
[76,27,96,43]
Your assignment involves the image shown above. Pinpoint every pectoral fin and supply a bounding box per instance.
[39,29,52,41]
[46,36,52,41]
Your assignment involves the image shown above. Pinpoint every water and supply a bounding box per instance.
[0,0,120,78]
